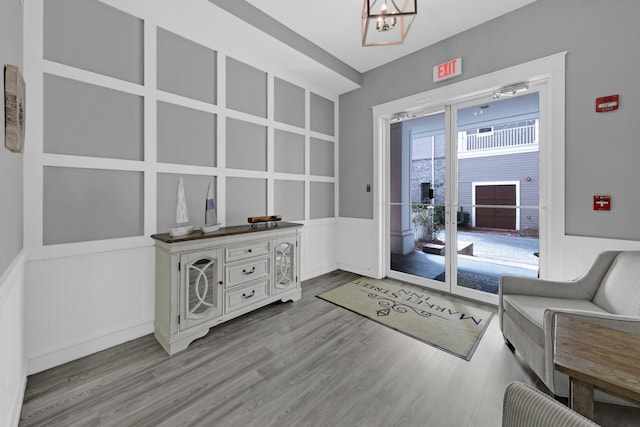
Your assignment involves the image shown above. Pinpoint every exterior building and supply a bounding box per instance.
[412,119,540,233]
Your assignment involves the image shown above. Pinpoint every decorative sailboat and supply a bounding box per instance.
[169,177,194,237]
[201,181,221,233]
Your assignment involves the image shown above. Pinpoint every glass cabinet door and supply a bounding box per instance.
[273,237,297,293]
[180,249,222,330]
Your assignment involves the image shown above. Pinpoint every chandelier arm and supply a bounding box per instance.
[389,0,417,16]
[368,0,379,17]
[390,0,402,14]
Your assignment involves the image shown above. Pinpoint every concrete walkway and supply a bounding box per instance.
[391,229,540,294]
[456,230,539,267]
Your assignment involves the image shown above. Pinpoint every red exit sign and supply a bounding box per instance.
[433,58,462,83]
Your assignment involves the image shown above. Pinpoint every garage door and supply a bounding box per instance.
[475,184,516,230]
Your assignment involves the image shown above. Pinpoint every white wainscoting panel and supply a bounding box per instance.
[0,250,27,427]
[300,220,339,281]
[25,246,155,374]
[337,218,382,278]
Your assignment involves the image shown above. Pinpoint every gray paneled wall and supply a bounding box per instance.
[310,93,335,136]
[0,0,23,273]
[42,0,147,245]
[157,28,217,104]
[226,118,267,171]
[310,138,335,177]
[226,57,267,118]
[44,0,143,84]
[275,180,305,221]
[226,177,267,225]
[274,77,305,128]
[274,129,305,174]
[44,74,144,160]
[310,182,335,219]
[40,0,336,245]
[157,102,216,167]
[43,167,144,245]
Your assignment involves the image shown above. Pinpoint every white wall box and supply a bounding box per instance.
[151,222,302,355]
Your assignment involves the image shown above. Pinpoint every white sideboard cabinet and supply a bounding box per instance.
[151,222,302,355]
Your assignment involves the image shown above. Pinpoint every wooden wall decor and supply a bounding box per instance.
[4,64,26,153]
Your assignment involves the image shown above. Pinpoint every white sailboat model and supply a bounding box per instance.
[169,177,194,237]
[201,181,221,233]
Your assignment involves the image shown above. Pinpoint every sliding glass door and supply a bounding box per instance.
[451,93,540,301]
[388,91,540,304]
[389,110,448,290]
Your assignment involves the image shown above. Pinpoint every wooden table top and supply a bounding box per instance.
[150,221,302,244]
[553,313,640,404]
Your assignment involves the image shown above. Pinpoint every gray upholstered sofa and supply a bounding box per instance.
[502,381,599,427]
[499,251,640,405]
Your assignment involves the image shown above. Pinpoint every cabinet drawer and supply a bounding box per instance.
[225,240,270,263]
[225,279,269,313]
[226,256,270,288]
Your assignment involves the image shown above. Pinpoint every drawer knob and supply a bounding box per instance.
[242,266,256,275]
[242,290,256,299]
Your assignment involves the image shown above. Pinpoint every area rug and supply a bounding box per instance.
[317,277,493,360]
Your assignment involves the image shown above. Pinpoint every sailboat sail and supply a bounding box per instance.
[176,176,189,225]
[205,181,217,225]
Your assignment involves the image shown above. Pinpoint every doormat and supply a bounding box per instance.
[317,277,493,360]
[434,270,499,294]
[435,264,538,295]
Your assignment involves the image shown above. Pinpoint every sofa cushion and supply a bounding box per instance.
[593,251,640,315]
[502,295,607,346]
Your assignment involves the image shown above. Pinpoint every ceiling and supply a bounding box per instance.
[245,0,538,73]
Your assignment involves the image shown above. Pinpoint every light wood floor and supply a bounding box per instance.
[20,270,640,426]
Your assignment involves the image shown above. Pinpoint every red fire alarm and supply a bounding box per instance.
[595,95,619,112]
[593,195,611,211]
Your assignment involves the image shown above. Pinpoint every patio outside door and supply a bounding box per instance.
[389,92,540,304]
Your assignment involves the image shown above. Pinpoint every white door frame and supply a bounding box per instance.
[372,52,566,302]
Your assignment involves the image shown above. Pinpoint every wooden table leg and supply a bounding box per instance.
[570,377,595,420]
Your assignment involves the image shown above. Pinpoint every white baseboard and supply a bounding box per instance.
[10,363,27,427]
[301,263,339,282]
[27,322,154,375]
[0,250,26,427]
[337,263,381,279]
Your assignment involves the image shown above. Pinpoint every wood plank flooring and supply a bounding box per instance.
[19,270,640,426]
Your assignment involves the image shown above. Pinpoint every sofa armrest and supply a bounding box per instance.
[502,381,598,427]
[500,251,621,301]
